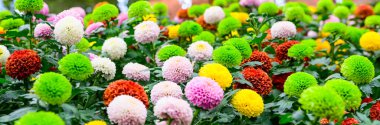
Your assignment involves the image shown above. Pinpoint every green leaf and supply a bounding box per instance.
[325,73,343,81]
[279,113,292,124]
[0,107,38,122]
[360,84,372,97]
[241,61,262,67]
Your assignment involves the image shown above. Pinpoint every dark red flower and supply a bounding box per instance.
[241,51,272,73]
[233,67,272,95]
[355,4,374,19]
[6,49,41,80]
[362,97,373,104]
[370,101,380,120]
[275,40,299,61]
[271,72,293,91]
[342,118,359,125]
[103,80,149,108]
[196,15,216,31]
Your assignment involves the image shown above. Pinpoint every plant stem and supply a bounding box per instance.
[167,118,173,125]
[66,45,70,55]
[29,13,34,49]
[191,108,201,125]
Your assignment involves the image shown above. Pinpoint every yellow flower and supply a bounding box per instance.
[308,6,317,14]
[360,31,380,51]
[198,63,232,90]
[320,32,330,38]
[143,14,157,22]
[334,39,345,46]
[315,38,331,53]
[0,27,6,34]
[247,28,254,32]
[231,89,264,118]
[89,41,96,47]
[230,12,249,24]
[168,25,180,39]
[230,30,239,37]
[85,120,107,125]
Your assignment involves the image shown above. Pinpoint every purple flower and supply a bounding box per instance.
[34,23,53,39]
[117,13,128,26]
[85,22,104,35]
[185,77,224,110]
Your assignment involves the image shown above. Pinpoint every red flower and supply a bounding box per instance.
[233,67,272,95]
[319,118,329,125]
[271,72,293,91]
[355,4,374,19]
[6,49,41,80]
[103,80,149,108]
[196,16,216,31]
[275,40,299,61]
[362,97,373,104]
[241,51,272,73]
[342,118,359,125]
[370,101,380,120]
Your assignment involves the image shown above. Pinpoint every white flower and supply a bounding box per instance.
[0,45,10,64]
[122,62,150,81]
[102,37,127,60]
[91,57,116,80]
[178,0,192,9]
[187,41,213,61]
[204,6,225,24]
[54,16,84,46]
[107,95,147,125]
[134,21,160,44]
[270,21,297,39]
[150,81,183,104]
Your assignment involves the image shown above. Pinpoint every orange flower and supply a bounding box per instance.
[0,27,6,34]
[196,15,216,30]
[233,67,272,95]
[241,51,272,73]
[275,41,299,61]
[103,80,149,108]
[6,50,41,80]
[355,4,374,19]
[94,1,109,9]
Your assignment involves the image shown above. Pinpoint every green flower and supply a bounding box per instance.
[341,55,375,84]
[128,1,152,18]
[316,0,335,14]
[84,14,92,27]
[343,26,367,45]
[153,2,168,16]
[259,24,269,33]
[213,0,227,7]
[284,2,311,15]
[258,2,279,16]
[75,38,90,52]
[92,4,119,22]
[299,86,345,120]
[15,111,65,125]
[178,21,203,37]
[0,18,25,30]
[287,44,314,60]
[193,31,215,44]
[324,79,362,110]
[322,22,347,34]
[364,15,380,28]
[341,0,356,12]
[217,17,242,36]
[15,0,44,12]
[212,45,242,67]
[301,15,313,24]
[188,5,206,17]
[157,45,186,61]
[0,10,12,20]
[228,3,243,12]
[223,38,252,59]
[285,7,305,21]
[33,72,72,105]
[301,39,317,48]
[58,53,94,81]
[333,6,350,19]
[284,72,318,97]
[375,2,380,15]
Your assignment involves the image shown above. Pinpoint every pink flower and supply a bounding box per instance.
[107,95,147,125]
[34,23,53,39]
[174,16,185,23]
[88,53,99,61]
[36,2,49,16]
[154,97,193,125]
[307,31,318,38]
[69,7,86,18]
[185,77,224,110]
[117,13,128,26]
[162,56,193,83]
[47,15,56,22]
[134,21,160,44]
[150,81,183,104]
[54,9,83,24]
[321,15,340,24]
[85,22,104,35]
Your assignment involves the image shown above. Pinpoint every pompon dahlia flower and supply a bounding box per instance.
[53,9,83,24]
[212,45,243,67]
[360,31,380,52]
[370,101,380,120]
[185,77,224,110]
[0,45,10,64]
[355,4,374,19]
[299,86,345,120]
[91,4,119,22]
[196,16,217,31]
[122,62,150,81]
[103,80,149,107]
[270,21,297,39]
[117,13,128,26]
[34,23,53,39]
[6,49,41,80]
[231,89,264,118]
[54,16,84,46]
[233,67,272,96]
[102,37,127,60]
[275,40,299,61]
[85,120,107,125]
[15,0,44,12]
[128,1,152,18]
[58,53,94,81]
[91,57,116,80]
[341,55,374,84]
[134,21,160,44]
[85,22,104,36]
[283,72,318,97]
[162,56,193,83]
[15,111,65,125]
[193,31,216,44]
[157,45,186,61]
[198,63,233,90]
[342,118,359,125]
[107,95,147,125]
[150,81,183,104]
[241,50,272,73]
[154,97,193,125]
[187,41,213,61]
[69,7,86,18]
[223,38,252,59]
[272,72,293,91]
[204,6,225,24]
[35,2,49,16]
[167,25,180,39]
[324,79,362,110]
[33,72,72,105]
